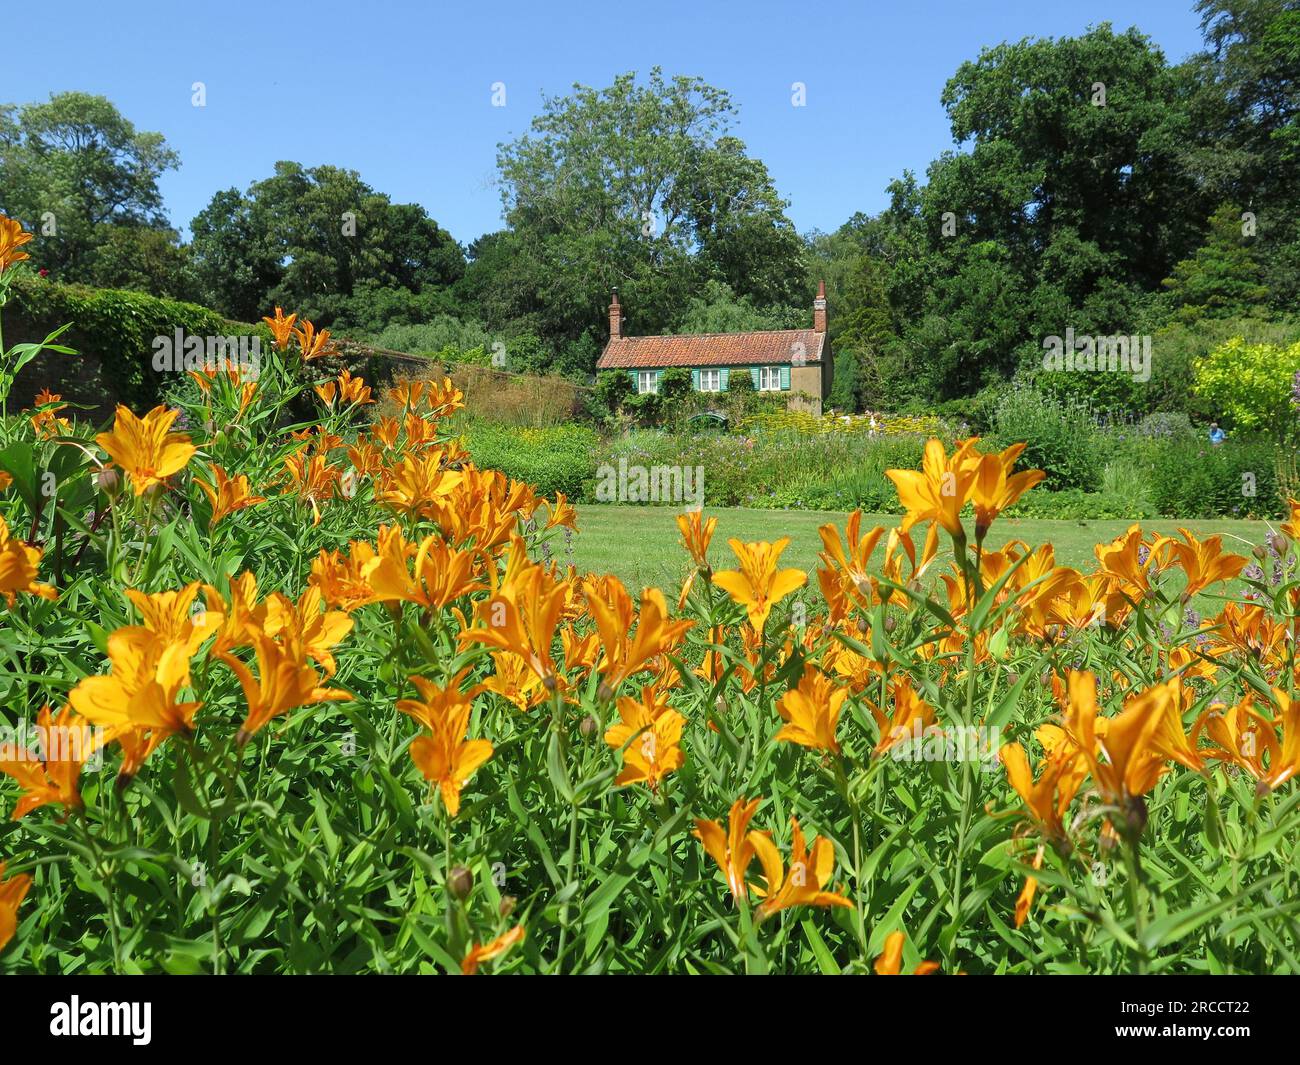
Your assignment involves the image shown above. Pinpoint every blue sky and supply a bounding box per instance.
[9,0,1209,245]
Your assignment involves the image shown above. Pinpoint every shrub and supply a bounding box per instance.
[1193,335,1300,439]
[987,386,1102,491]
[595,369,633,416]
[1146,435,1282,519]
[7,274,265,412]
[1135,411,1196,440]
[459,422,597,497]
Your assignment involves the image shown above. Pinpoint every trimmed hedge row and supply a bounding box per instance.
[5,275,267,412]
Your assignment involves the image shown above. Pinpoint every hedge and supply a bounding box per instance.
[5,275,267,412]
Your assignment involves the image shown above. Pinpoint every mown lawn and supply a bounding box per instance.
[566,504,1274,591]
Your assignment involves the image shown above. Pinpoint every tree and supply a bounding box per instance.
[0,92,179,288]
[479,69,807,369]
[1161,203,1270,320]
[673,279,802,334]
[189,162,464,323]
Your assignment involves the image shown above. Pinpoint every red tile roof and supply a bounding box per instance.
[596,329,826,370]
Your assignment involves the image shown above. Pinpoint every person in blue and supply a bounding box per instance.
[1209,422,1226,445]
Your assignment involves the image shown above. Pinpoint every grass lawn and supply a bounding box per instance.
[565,504,1274,591]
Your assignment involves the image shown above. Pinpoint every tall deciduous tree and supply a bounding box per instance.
[189,162,464,324]
[0,91,180,287]
[479,69,807,368]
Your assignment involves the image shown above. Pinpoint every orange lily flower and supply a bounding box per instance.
[0,862,32,954]
[461,925,525,975]
[95,405,196,496]
[694,796,768,901]
[604,686,685,792]
[29,389,72,440]
[750,816,852,920]
[1164,528,1247,602]
[677,510,717,568]
[0,215,33,274]
[588,581,693,693]
[1061,671,1195,825]
[775,665,847,754]
[424,376,464,414]
[999,733,1086,841]
[818,509,887,593]
[196,464,266,527]
[885,437,981,539]
[0,705,99,819]
[262,307,298,351]
[480,651,545,711]
[1279,497,1300,543]
[0,515,57,606]
[1197,689,1300,792]
[874,929,941,974]
[336,368,372,406]
[402,675,494,817]
[376,451,462,519]
[712,537,807,636]
[218,633,351,746]
[263,585,353,677]
[970,443,1045,538]
[281,447,339,525]
[872,677,937,756]
[543,492,578,531]
[293,319,338,362]
[124,581,224,659]
[309,550,376,612]
[459,566,568,687]
[68,629,201,761]
[366,533,484,612]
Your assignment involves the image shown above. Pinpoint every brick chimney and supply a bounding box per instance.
[813,280,827,333]
[609,288,623,340]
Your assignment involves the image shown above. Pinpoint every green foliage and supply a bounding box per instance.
[6,274,263,410]
[372,316,494,356]
[189,162,464,323]
[1003,487,1158,521]
[594,370,633,417]
[658,367,692,405]
[673,279,803,334]
[623,390,663,426]
[459,422,598,498]
[1193,335,1300,436]
[987,387,1102,491]
[1146,433,1282,519]
[1161,204,1270,321]
[478,69,808,369]
[0,92,181,293]
[827,349,860,412]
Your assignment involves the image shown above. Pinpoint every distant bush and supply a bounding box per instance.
[460,422,598,498]
[372,316,494,356]
[1004,489,1157,521]
[1135,412,1196,440]
[987,386,1102,491]
[1146,435,1282,519]
[1193,335,1300,439]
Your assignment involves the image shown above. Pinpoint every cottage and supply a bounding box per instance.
[595,282,834,414]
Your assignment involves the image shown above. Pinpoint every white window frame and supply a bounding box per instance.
[698,369,721,392]
[758,365,782,391]
[636,370,659,394]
